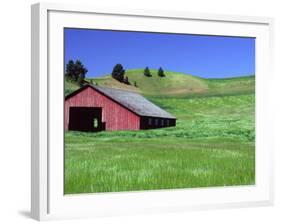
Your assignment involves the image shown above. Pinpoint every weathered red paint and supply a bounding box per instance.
[65,86,140,131]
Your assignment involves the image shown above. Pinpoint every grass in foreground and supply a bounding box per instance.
[64,93,255,194]
[64,136,254,194]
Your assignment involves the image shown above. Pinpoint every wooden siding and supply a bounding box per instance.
[65,86,140,131]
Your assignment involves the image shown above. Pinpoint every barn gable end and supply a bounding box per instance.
[65,86,140,131]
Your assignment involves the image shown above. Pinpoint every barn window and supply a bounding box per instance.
[148,118,152,126]
[155,119,158,126]
[166,120,170,126]
[93,118,98,128]
[161,119,164,126]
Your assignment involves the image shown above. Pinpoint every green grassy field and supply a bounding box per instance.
[64,70,255,194]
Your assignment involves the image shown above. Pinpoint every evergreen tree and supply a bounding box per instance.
[111,64,125,82]
[144,66,152,77]
[65,59,88,82]
[123,76,130,85]
[158,67,165,77]
[77,73,86,87]
[73,60,88,81]
[65,60,75,80]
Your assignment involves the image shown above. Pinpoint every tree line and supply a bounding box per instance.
[111,64,166,85]
[144,66,165,77]
[65,60,166,87]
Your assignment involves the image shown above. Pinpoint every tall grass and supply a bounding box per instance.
[65,137,254,194]
[64,93,255,194]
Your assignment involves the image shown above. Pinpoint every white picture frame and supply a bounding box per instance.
[31,2,274,221]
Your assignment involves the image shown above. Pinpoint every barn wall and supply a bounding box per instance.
[65,86,140,131]
[140,116,176,130]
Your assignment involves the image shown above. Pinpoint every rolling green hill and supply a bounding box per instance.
[65,79,82,96]
[65,69,254,97]
[64,69,255,194]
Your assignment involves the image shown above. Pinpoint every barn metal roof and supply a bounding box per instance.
[90,84,176,119]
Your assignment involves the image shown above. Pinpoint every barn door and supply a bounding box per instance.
[68,107,104,132]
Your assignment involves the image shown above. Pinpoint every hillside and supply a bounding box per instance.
[65,79,81,96]
[65,69,255,193]
[65,69,255,97]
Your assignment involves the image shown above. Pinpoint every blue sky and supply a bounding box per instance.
[64,28,255,78]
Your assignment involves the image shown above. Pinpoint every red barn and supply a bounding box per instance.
[65,84,176,132]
